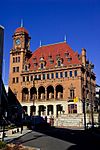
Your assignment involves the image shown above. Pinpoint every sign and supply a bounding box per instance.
[74,97,78,103]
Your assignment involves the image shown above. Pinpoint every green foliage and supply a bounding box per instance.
[0,141,6,149]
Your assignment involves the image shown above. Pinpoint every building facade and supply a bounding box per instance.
[9,26,96,126]
[95,84,100,111]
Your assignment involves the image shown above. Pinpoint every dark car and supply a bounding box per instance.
[22,115,32,126]
[23,116,50,129]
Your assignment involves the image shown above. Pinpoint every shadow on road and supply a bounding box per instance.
[34,127,100,150]
[12,126,100,150]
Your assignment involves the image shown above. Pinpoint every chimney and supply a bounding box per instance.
[82,48,86,66]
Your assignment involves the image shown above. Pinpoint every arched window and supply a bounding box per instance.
[30,87,37,101]
[56,85,63,99]
[47,86,54,100]
[22,88,29,102]
[38,86,45,100]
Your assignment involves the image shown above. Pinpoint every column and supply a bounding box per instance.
[54,87,56,99]
[36,105,39,115]
[27,106,30,116]
[77,101,83,114]
[20,91,23,102]
[53,104,57,117]
[45,105,47,116]
[28,89,30,102]
[37,88,38,100]
[45,88,47,100]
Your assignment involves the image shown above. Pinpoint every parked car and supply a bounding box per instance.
[23,115,50,129]
[22,115,32,126]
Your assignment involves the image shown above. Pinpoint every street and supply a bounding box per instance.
[11,127,100,150]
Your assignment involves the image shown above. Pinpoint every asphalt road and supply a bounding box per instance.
[12,127,100,150]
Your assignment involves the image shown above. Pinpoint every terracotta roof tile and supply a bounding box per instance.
[15,27,28,34]
[28,42,82,71]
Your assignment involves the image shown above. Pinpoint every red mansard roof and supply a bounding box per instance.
[29,42,82,71]
[15,27,28,34]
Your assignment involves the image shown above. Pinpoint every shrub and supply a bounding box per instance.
[0,141,6,149]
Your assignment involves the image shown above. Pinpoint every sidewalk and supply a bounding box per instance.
[2,126,31,143]
[3,126,41,150]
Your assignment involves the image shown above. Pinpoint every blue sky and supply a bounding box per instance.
[0,0,100,85]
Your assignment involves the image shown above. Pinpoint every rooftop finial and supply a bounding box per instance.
[21,19,24,27]
[40,40,42,47]
[64,35,67,42]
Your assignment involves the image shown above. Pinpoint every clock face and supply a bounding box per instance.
[15,38,21,45]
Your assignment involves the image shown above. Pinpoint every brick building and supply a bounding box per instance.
[9,26,96,126]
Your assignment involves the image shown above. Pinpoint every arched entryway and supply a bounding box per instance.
[30,87,37,101]
[47,85,54,100]
[56,85,63,99]
[56,104,62,117]
[30,105,36,116]
[22,88,29,102]
[38,86,45,100]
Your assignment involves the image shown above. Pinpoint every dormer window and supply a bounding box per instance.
[25,65,27,71]
[48,55,52,59]
[68,57,72,62]
[50,59,54,64]
[56,55,63,67]
[58,60,61,67]
[33,57,36,62]
[56,54,60,59]
[65,52,69,57]
[39,58,46,69]
[40,57,44,62]
[40,63,44,69]
[34,63,38,67]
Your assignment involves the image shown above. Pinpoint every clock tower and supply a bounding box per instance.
[12,26,31,51]
[9,26,32,101]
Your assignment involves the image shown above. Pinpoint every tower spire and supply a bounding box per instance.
[40,40,42,47]
[21,19,24,27]
[64,34,67,42]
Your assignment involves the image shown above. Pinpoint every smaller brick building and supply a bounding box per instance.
[9,26,96,127]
